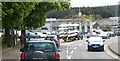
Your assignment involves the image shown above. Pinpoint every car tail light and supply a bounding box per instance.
[54,52,60,59]
[21,53,27,59]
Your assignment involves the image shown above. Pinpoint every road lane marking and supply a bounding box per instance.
[68,43,70,46]
[79,44,82,46]
[66,50,68,54]
[71,50,74,54]
[67,47,69,49]
[74,47,77,50]
[104,44,119,59]
[67,55,72,59]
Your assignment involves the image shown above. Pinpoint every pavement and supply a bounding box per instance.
[108,42,120,56]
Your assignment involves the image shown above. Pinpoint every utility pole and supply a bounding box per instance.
[79,8,82,33]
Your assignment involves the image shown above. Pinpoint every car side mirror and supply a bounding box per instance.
[58,48,61,52]
[103,40,105,42]
[20,48,24,52]
[86,40,88,42]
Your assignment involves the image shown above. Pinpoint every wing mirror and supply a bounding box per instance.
[103,40,105,42]
[86,40,88,42]
[58,48,61,52]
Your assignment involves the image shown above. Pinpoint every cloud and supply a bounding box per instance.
[70,0,120,7]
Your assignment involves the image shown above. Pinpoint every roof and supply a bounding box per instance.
[89,36,102,41]
[59,24,79,27]
[26,40,54,43]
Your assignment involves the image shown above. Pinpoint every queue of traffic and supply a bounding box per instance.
[19,24,119,61]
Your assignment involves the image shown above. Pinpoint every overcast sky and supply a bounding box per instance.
[70,0,120,7]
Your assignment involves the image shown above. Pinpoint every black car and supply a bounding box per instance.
[20,40,61,61]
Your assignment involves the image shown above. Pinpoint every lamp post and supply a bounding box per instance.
[79,8,82,33]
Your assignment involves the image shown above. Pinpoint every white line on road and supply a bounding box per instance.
[79,44,82,46]
[66,50,68,54]
[68,43,70,46]
[67,55,72,59]
[71,50,74,54]
[67,47,69,49]
[104,44,119,59]
[74,47,77,50]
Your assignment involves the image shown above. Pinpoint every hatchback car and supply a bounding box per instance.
[45,35,60,48]
[20,40,61,61]
[86,37,105,51]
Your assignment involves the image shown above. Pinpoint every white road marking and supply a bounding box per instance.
[68,44,70,46]
[71,50,74,54]
[79,44,82,46]
[67,47,69,49]
[74,47,77,50]
[67,55,72,59]
[66,50,68,54]
[104,44,119,59]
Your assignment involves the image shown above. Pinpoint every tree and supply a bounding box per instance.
[2,2,70,46]
[18,2,70,45]
[2,2,37,47]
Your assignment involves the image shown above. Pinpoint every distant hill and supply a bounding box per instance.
[47,5,119,19]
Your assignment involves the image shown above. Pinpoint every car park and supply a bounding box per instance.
[45,35,60,48]
[20,40,61,61]
[86,37,105,51]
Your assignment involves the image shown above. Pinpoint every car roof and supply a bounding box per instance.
[89,36,102,40]
[26,40,55,43]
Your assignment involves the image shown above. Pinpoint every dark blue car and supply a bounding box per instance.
[26,32,40,38]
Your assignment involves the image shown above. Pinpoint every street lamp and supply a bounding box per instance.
[79,8,82,33]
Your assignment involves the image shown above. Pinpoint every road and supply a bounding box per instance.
[60,36,118,59]
[1,36,119,61]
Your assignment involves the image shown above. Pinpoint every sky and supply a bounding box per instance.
[70,0,120,7]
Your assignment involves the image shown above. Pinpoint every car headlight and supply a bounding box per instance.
[99,44,104,46]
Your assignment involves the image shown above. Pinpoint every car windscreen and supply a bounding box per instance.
[89,37,103,42]
[24,42,55,52]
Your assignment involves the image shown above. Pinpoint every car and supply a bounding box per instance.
[20,40,61,61]
[105,31,115,37]
[115,31,120,36]
[35,32,48,38]
[86,37,105,51]
[45,35,60,48]
[99,33,110,39]
[86,32,94,38]
[26,32,40,38]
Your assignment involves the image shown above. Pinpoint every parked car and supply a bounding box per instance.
[86,37,105,51]
[20,40,61,61]
[99,33,110,39]
[26,32,40,38]
[105,31,115,37]
[115,31,120,36]
[45,35,60,48]
[35,32,48,38]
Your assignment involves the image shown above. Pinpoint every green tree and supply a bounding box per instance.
[2,2,37,47]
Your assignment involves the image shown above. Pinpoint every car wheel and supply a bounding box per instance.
[101,46,104,51]
[81,37,83,40]
[87,46,91,51]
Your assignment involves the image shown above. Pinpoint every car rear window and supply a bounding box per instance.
[24,42,55,52]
